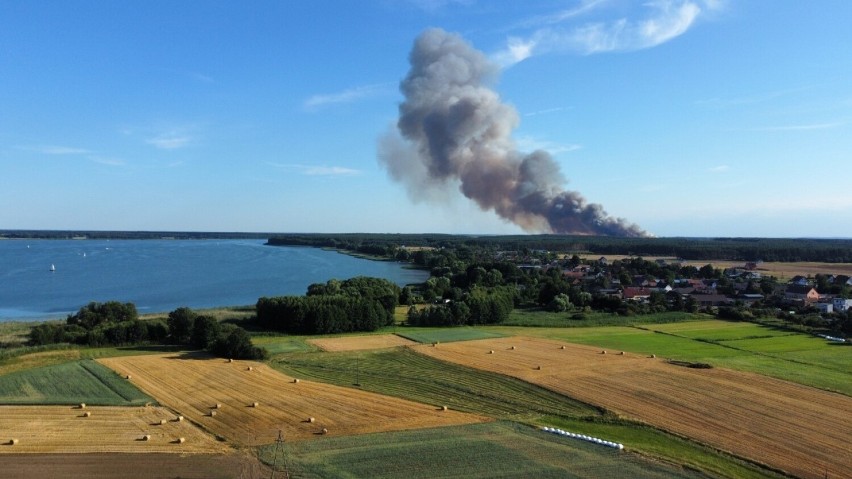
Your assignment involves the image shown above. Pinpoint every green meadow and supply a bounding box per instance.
[258,422,710,479]
[0,359,154,406]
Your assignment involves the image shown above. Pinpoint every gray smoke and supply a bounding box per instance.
[379,28,647,237]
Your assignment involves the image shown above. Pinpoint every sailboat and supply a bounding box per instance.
[50,264,55,272]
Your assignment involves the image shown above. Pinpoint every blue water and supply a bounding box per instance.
[0,239,427,321]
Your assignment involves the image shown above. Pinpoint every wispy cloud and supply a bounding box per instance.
[516,135,581,155]
[523,106,569,117]
[146,133,192,150]
[88,156,125,167]
[303,83,393,111]
[267,162,362,176]
[750,122,844,132]
[494,0,720,66]
[707,164,729,173]
[20,145,90,155]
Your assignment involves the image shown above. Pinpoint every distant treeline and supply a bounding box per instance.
[267,234,852,263]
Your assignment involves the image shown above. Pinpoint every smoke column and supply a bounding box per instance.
[379,28,647,237]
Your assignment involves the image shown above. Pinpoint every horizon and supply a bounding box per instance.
[2,1,850,237]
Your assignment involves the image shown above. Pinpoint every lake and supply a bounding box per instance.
[0,239,428,321]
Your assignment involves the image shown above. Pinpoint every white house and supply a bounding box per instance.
[832,298,852,312]
[816,303,833,314]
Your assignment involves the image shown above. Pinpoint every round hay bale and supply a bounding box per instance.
[83,411,91,418]
[176,415,184,422]
[214,403,222,409]
[228,358,233,363]
[441,405,448,411]
[159,419,167,425]
[293,378,300,383]
[10,439,19,445]
[247,366,253,371]
[252,402,259,408]
[651,354,656,359]
[601,350,607,354]
[308,417,315,423]
[321,428,328,435]
[560,345,566,350]
[619,351,625,355]
[210,410,217,417]
[79,403,86,409]
[510,346,516,350]
[177,437,186,444]
[142,435,151,441]
[535,365,542,370]
[125,375,132,380]
[489,350,494,354]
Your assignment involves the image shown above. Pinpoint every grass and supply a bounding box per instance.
[504,309,707,328]
[395,327,506,344]
[258,421,710,479]
[250,335,317,355]
[271,347,600,421]
[0,359,155,406]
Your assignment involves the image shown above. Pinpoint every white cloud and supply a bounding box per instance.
[267,162,361,176]
[146,134,192,150]
[303,83,392,111]
[21,145,90,155]
[494,0,717,65]
[707,164,729,172]
[523,107,568,117]
[751,122,844,132]
[516,135,581,155]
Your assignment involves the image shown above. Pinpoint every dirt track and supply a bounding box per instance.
[413,337,852,479]
[99,352,487,446]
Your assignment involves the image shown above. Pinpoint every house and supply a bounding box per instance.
[689,294,732,307]
[784,285,819,303]
[816,303,834,314]
[790,275,810,286]
[833,275,852,287]
[622,287,654,301]
[832,298,852,312]
[739,293,764,306]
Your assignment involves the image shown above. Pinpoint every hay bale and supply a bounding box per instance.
[10,439,19,445]
[321,428,328,435]
[489,350,494,354]
[228,358,233,363]
[159,419,167,425]
[142,435,151,441]
[510,345,516,350]
[79,403,86,409]
[209,410,217,417]
[214,403,222,409]
[125,375,132,380]
[293,378,300,383]
[177,437,186,444]
[651,354,656,358]
[83,411,91,418]
[308,416,315,423]
[441,405,448,411]
[247,366,253,371]
[535,365,542,370]
[252,402,259,408]
[601,350,607,354]
[619,351,625,355]
[560,345,566,349]
[176,415,184,422]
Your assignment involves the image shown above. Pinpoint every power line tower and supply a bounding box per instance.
[269,429,289,479]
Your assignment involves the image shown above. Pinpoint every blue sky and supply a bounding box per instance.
[1,0,850,237]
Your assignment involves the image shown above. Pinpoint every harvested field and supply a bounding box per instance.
[0,452,267,479]
[413,337,852,479]
[308,334,417,352]
[0,405,230,454]
[99,353,487,446]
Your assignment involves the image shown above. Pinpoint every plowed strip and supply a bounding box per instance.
[99,353,486,446]
[0,405,230,454]
[308,334,416,351]
[413,337,852,479]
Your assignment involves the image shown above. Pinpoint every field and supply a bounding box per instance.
[258,421,706,479]
[414,336,852,479]
[396,327,505,344]
[0,360,154,406]
[98,352,487,446]
[308,334,417,351]
[578,255,852,279]
[503,321,852,395]
[0,405,230,454]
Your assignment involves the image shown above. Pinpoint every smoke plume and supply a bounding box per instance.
[379,28,647,237]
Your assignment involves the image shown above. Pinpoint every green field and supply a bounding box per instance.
[0,359,154,406]
[396,327,506,344]
[259,422,708,479]
[505,309,705,327]
[271,347,600,421]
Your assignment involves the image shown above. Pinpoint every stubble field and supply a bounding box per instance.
[413,336,852,479]
[98,352,487,446]
[308,334,417,351]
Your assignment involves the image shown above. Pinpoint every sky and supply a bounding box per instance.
[1,0,850,238]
